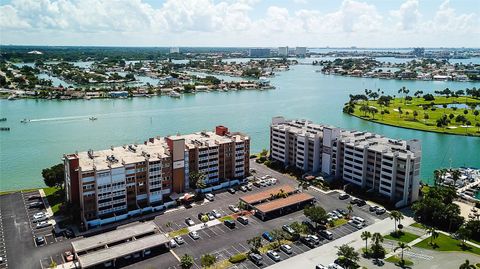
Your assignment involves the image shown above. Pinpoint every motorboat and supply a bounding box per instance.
[89,117,97,121]
[20,118,30,123]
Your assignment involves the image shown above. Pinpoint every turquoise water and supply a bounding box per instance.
[1,63,480,191]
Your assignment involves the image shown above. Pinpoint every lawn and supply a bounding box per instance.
[43,186,64,215]
[410,223,426,229]
[385,255,414,266]
[168,227,189,237]
[346,95,480,136]
[329,218,348,228]
[414,233,480,256]
[218,215,234,222]
[384,231,421,243]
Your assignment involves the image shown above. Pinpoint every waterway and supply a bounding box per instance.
[1,60,480,191]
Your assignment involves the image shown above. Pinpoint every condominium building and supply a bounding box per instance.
[295,47,307,56]
[64,126,250,229]
[278,46,289,57]
[248,48,271,58]
[270,117,421,207]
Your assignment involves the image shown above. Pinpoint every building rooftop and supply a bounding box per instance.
[240,185,296,205]
[254,192,315,213]
[77,233,169,268]
[71,222,158,253]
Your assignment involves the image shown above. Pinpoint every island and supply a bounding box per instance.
[343,87,480,136]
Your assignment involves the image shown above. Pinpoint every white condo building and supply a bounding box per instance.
[270,117,422,207]
[278,47,289,57]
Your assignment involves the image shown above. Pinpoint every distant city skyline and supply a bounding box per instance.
[1,0,479,47]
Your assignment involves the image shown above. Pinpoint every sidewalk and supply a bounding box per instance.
[188,219,221,232]
[384,233,429,259]
[39,189,57,226]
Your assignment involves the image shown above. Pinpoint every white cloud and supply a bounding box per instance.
[0,0,478,47]
[391,0,421,31]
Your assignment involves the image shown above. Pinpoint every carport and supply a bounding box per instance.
[71,221,169,268]
[253,193,315,220]
[239,185,296,208]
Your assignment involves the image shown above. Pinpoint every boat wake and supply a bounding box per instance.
[29,115,91,122]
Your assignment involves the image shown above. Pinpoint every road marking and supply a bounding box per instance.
[170,249,181,262]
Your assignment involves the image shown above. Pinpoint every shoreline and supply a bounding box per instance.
[348,113,480,137]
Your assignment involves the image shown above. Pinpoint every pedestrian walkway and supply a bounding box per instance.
[384,233,430,259]
[188,219,221,232]
[39,189,57,226]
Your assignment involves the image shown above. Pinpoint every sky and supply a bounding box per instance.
[0,0,479,47]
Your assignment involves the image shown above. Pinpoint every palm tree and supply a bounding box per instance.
[459,259,476,269]
[347,204,353,218]
[361,231,372,253]
[433,169,442,186]
[389,211,404,234]
[394,242,411,263]
[427,227,439,246]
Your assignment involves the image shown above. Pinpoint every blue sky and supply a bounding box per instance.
[1,0,478,47]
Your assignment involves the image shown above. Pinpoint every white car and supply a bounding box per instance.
[36,221,51,229]
[169,239,177,248]
[266,250,281,262]
[327,212,338,220]
[211,210,221,218]
[348,220,363,229]
[328,263,344,269]
[228,205,239,213]
[33,212,47,218]
[33,215,48,223]
[280,244,292,254]
[205,193,215,201]
[376,207,386,215]
[189,231,200,240]
[352,216,366,224]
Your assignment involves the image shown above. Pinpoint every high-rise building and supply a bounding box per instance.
[278,47,289,57]
[270,117,421,207]
[170,47,180,54]
[248,48,271,58]
[295,47,307,56]
[64,126,250,229]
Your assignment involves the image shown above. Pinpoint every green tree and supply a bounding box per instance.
[200,253,217,268]
[347,204,353,217]
[336,244,360,269]
[289,221,307,235]
[189,172,206,189]
[457,226,472,245]
[180,254,194,269]
[304,205,328,230]
[259,148,268,157]
[427,227,439,246]
[371,233,385,258]
[394,242,411,264]
[361,231,372,254]
[247,236,263,254]
[42,163,65,188]
[389,211,404,234]
[270,228,287,248]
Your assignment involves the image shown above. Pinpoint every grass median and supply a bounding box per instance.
[414,233,480,255]
[168,227,189,238]
[384,231,420,243]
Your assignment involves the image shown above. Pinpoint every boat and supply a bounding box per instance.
[0,118,6,121]
[0,127,10,131]
[20,118,30,123]
[89,117,97,121]
[7,95,16,100]
[168,91,181,98]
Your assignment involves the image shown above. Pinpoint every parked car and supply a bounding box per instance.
[327,212,339,220]
[369,205,379,212]
[228,205,239,213]
[338,193,350,200]
[269,178,278,185]
[328,263,345,269]
[246,183,253,191]
[280,244,293,254]
[240,185,248,192]
[302,220,316,232]
[253,181,262,187]
[28,201,43,208]
[262,231,274,242]
[189,231,200,240]
[316,265,328,269]
[169,239,177,248]
[266,250,281,262]
[282,224,295,235]
[33,212,46,218]
[332,210,343,218]
[207,212,215,220]
[197,213,206,220]
[35,236,45,245]
[33,215,48,223]
[336,209,347,216]
[259,180,268,187]
[352,216,366,224]
[205,193,215,201]
[319,230,333,240]
[376,207,386,215]
[174,236,185,245]
[224,220,236,229]
[185,217,195,226]
[356,199,366,206]
[249,253,263,265]
[237,216,249,225]
[64,251,74,262]
[36,221,51,229]
[300,236,316,248]
[211,210,221,218]
[63,228,74,238]
[28,195,41,200]
[228,188,236,194]
[348,220,363,229]
[307,234,320,244]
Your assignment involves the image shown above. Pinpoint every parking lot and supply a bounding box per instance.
[127,161,389,269]
[0,206,8,268]
[20,190,66,248]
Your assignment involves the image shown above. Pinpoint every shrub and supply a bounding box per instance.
[229,253,247,263]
